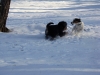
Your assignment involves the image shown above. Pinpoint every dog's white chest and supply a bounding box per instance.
[73,22,84,32]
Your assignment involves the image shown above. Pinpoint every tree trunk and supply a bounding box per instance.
[0,0,11,32]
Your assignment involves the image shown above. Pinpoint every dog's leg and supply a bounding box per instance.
[45,35,49,39]
[72,29,75,35]
[45,29,49,39]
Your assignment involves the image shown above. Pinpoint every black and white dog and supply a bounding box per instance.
[71,18,84,35]
[45,21,67,40]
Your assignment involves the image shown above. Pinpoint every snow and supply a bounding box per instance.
[0,0,100,75]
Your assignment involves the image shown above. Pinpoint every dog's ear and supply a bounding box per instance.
[76,18,81,22]
[74,18,81,22]
[58,21,67,31]
[78,18,81,22]
[58,21,67,26]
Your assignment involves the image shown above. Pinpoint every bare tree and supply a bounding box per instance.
[0,0,11,32]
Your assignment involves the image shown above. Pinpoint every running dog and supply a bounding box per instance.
[71,18,84,35]
[45,21,67,40]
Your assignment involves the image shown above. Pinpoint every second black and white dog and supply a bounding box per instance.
[45,21,67,40]
[71,18,84,35]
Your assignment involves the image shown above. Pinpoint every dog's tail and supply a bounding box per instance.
[46,22,54,28]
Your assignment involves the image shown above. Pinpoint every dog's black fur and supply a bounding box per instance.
[45,21,67,40]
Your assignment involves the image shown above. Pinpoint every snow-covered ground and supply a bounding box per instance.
[0,0,100,75]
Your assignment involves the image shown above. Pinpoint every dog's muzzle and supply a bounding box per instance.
[71,22,74,25]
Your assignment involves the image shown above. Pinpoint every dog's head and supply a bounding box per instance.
[58,21,67,31]
[71,18,81,25]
